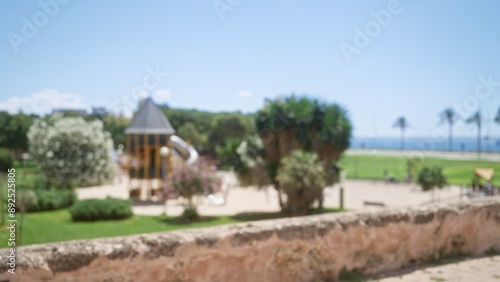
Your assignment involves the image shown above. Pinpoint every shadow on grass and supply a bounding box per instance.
[155,215,222,225]
[153,207,346,226]
[231,207,346,221]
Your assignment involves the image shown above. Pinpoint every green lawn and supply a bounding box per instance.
[0,207,344,248]
[340,155,500,186]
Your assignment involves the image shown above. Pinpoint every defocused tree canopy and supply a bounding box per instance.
[255,95,352,181]
[0,111,37,154]
[226,95,353,215]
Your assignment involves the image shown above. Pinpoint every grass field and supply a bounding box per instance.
[0,207,344,248]
[340,154,500,186]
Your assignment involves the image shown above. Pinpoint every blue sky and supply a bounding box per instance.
[1,0,500,138]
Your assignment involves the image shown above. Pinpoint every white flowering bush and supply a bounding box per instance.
[28,116,115,189]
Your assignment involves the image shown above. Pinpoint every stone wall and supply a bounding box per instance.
[1,198,499,282]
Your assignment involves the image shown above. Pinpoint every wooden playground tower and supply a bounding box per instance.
[124,98,175,200]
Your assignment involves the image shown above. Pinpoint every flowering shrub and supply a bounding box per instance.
[167,159,221,218]
[28,116,115,189]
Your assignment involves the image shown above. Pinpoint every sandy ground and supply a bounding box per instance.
[76,172,465,216]
[77,149,497,216]
[375,255,500,282]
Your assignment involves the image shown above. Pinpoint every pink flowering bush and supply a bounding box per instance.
[167,159,222,219]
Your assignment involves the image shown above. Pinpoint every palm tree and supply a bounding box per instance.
[466,111,482,156]
[393,117,409,150]
[440,108,458,151]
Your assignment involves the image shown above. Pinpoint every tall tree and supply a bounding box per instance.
[393,117,409,150]
[495,107,500,124]
[177,122,205,150]
[232,95,352,216]
[440,108,458,151]
[466,111,482,156]
[0,112,36,154]
[208,115,250,154]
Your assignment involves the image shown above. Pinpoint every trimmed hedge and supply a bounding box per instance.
[0,148,14,172]
[35,189,77,212]
[70,197,133,222]
[19,189,77,212]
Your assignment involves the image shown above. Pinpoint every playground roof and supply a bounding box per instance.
[474,168,494,181]
[125,97,176,135]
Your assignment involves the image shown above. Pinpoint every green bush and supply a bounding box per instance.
[0,148,14,172]
[20,189,77,212]
[276,150,326,216]
[70,197,133,221]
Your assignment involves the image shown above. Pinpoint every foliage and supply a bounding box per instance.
[0,111,36,153]
[208,115,252,153]
[466,111,482,153]
[338,267,365,282]
[466,111,482,127]
[496,107,500,123]
[276,150,326,216]
[256,96,351,178]
[440,108,458,151]
[20,189,77,212]
[227,95,351,215]
[70,197,133,221]
[181,206,200,222]
[0,148,14,172]
[160,106,254,153]
[17,190,38,212]
[393,116,409,150]
[28,116,116,189]
[406,157,422,182]
[231,135,270,187]
[167,159,222,211]
[84,108,129,149]
[216,138,243,170]
[102,114,129,149]
[257,96,351,153]
[417,166,447,192]
[177,122,205,149]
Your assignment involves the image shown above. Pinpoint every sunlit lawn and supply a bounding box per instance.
[341,155,500,186]
[0,207,344,248]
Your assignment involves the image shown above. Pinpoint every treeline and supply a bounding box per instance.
[0,105,255,159]
[160,105,255,155]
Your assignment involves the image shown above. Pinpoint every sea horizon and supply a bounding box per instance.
[350,136,500,153]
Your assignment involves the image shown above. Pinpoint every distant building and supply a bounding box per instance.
[51,109,88,116]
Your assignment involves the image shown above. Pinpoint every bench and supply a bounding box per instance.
[363,201,386,207]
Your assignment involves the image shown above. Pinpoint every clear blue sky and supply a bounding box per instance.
[1,0,500,138]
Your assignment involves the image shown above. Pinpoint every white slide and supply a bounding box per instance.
[169,135,199,164]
